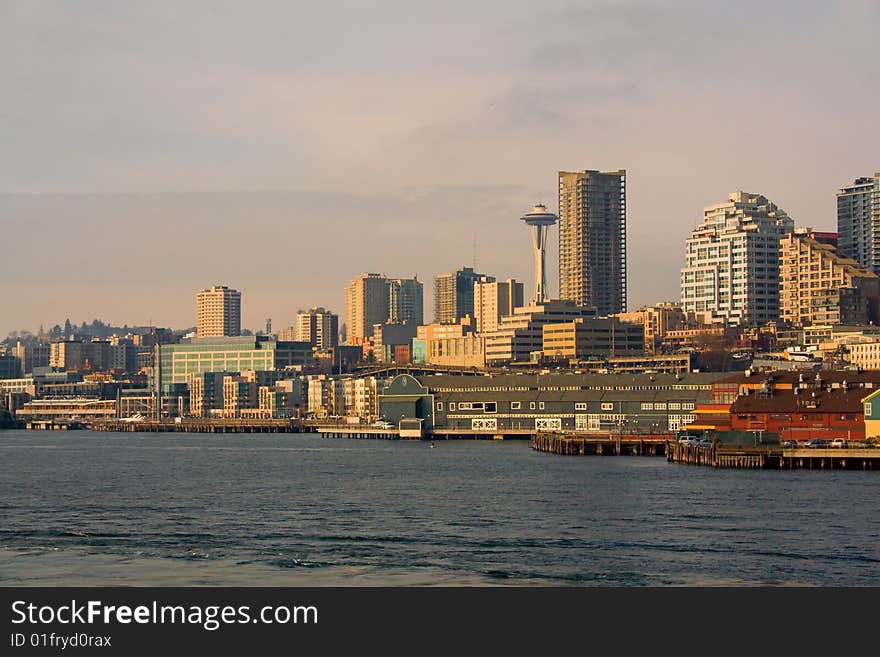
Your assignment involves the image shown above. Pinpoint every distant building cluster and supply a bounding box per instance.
[3,170,880,428]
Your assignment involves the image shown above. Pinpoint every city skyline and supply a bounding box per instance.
[2,2,879,336]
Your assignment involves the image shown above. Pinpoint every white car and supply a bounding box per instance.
[830,438,847,448]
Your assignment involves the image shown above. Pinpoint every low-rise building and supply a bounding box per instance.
[378,372,728,435]
[372,323,418,364]
[222,375,258,418]
[542,317,644,361]
[484,300,597,364]
[16,398,117,422]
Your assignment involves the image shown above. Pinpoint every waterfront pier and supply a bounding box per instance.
[666,442,880,470]
[531,432,671,456]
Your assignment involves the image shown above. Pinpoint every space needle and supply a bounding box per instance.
[521,203,558,304]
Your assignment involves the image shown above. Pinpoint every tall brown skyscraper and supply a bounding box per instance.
[558,170,627,315]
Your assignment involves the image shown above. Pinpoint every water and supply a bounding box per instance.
[1,430,878,586]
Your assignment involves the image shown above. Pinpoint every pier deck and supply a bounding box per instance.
[667,442,880,470]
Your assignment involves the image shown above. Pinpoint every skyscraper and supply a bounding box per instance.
[388,277,423,326]
[196,285,241,337]
[681,192,793,326]
[473,277,524,333]
[433,267,486,324]
[346,274,391,343]
[837,174,880,272]
[295,307,339,348]
[558,169,627,315]
[345,274,423,343]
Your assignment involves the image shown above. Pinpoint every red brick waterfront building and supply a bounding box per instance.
[689,370,880,441]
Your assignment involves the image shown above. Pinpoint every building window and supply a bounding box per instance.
[601,403,614,411]
[449,403,455,411]
[511,402,521,410]
[575,402,587,411]
[539,402,545,410]
[436,402,443,411]
[484,402,497,413]
[866,402,872,417]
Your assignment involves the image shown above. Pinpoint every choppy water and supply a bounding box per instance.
[1,430,878,586]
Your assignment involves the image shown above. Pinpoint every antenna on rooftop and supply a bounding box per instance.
[473,233,477,270]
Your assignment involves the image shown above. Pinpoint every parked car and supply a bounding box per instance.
[696,438,712,448]
[782,440,798,448]
[678,435,699,445]
[830,438,847,448]
[805,438,829,448]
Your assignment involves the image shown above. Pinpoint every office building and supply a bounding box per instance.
[49,340,112,372]
[779,228,880,326]
[614,302,689,352]
[558,169,627,314]
[837,174,880,272]
[372,323,418,364]
[156,336,313,389]
[543,317,645,360]
[11,342,50,374]
[484,299,598,364]
[473,277,524,334]
[346,273,423,343]
[197,285,242,338]
[418,318,485,368]
[433,267,486,324]
[389,277,423,326]
[0,354,21,379]
[681,191,794,326]
[295,307,339,348]
[346,274,391,343]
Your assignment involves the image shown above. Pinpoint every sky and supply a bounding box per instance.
[1,0,878,337]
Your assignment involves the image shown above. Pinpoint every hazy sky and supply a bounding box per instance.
[1,1,878,336]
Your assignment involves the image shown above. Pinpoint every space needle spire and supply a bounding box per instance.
[520,203,558,304]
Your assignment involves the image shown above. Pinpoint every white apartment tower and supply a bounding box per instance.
[295,307,339,348]
[837,174,880,273]
[196,285,242,337]
[681,192,793,326]
[473,277,524,334]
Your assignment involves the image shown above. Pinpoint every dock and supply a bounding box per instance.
[317,426,408,439]
[24,420,85,431]
[531,432,671,456]
[666,442,880,470]
[90,419,312,433]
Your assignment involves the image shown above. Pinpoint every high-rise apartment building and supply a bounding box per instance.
[389,277,423,326]
[295,307,339,348]
[558,170,627,314]
[473,277,524,333]
[346,274,390,343]
[779,228,880,326]
[837,174,880,272]
[196,285,241,338]
[433,267,486,324]
[681,192,794,326]
[11,341,50,374]
[346,274,423,343]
